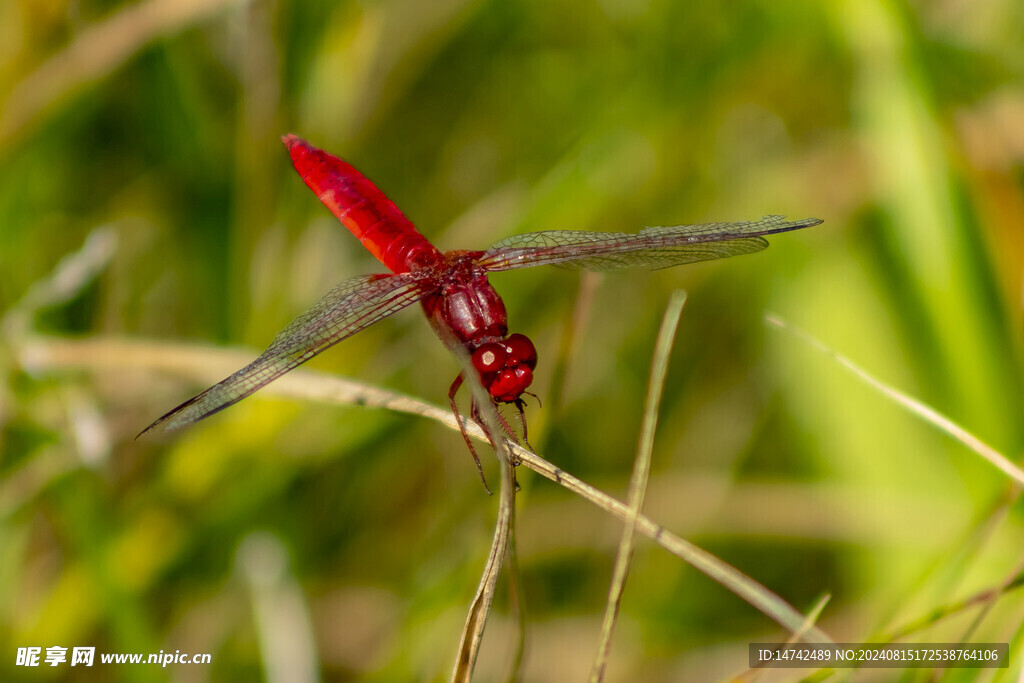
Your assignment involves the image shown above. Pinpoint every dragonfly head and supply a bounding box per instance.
[470,333,538,403]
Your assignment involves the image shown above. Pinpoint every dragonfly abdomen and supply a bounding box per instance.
[283,134,438,273]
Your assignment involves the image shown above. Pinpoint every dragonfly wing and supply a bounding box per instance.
[140,272,431,435]
[478,215,822,272]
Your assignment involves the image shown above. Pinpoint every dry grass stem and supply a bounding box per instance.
[450,457,516,683]
[766,314,1024,486]
[736,593,831,682]
[445,336,519,682]
[589,290,687,682]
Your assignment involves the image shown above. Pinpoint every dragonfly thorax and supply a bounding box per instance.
[421,252,508,342]
[419,253,538,402]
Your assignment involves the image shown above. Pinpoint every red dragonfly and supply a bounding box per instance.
[143,135,821,464]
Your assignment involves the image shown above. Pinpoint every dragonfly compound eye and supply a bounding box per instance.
[472,342,508,375]
[489,366,534,403]
[504,333,537,370]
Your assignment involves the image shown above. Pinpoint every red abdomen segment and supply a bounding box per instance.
[283,135,441,274]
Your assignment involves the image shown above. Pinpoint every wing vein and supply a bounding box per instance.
[141,273,432,434]
[479,215,822,271]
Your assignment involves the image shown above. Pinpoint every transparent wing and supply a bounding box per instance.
[141,272,431,435]
[478,215,822,272]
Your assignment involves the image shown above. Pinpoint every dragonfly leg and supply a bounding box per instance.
[478,401,526,491]
[449,374,492,495]
[491,407,521,447]
[512,397,535,462]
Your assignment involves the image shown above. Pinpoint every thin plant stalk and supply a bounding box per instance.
[589,290,687,682]
[443,328,519,683]
[735,593,831,682]
[450,457,516,683]
[765,314,1024,486]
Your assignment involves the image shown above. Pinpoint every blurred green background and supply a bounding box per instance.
[2,0,1024,680]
